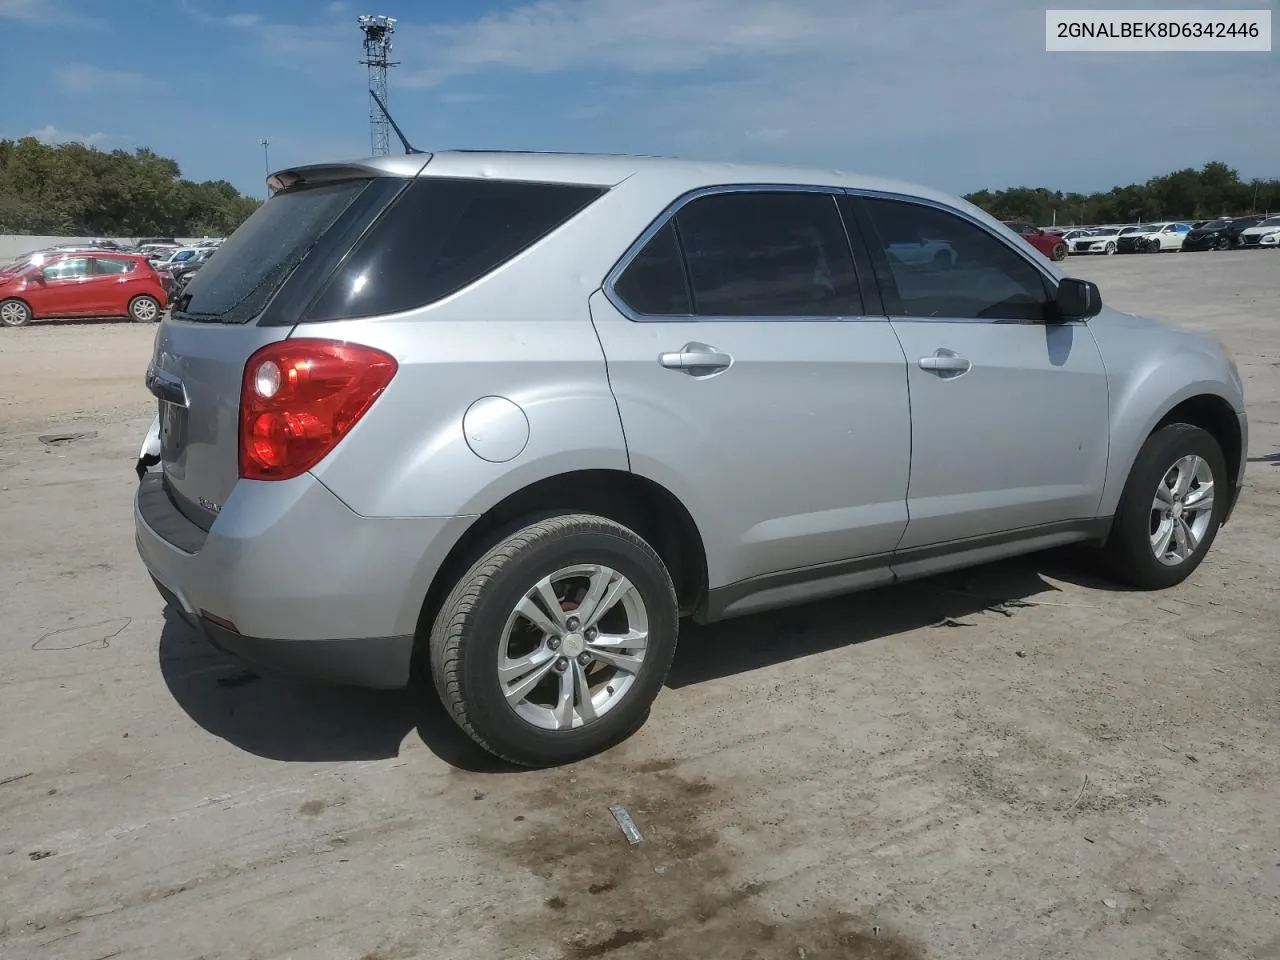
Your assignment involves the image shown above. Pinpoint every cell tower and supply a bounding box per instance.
[358,15,399,157]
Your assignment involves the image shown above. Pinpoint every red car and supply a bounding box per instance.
[0,251,168,328]
[1002,220,1069,262]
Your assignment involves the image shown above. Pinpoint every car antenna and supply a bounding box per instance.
[369,89,423,155]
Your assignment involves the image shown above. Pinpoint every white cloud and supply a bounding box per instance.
[381,0,1276,192]
[184,5,348,62]
[150,0,1275,195]
[0,0,43,18]
[399,0,867,87]
[438,92,491,104]
[0,0,101,24]
[24,124,108,146]
[327,1,346,13]
[55,62,147,94]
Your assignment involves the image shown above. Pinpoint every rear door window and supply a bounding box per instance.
[672,191,862,318]
[173,178,372,324]
[304,177,606,322]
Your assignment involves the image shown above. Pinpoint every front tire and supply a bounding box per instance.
[0,298,32,328]
[1101,424,1226,590]
[428,514,679,766]
[129,295,161,323]
[1104,242,1116,255]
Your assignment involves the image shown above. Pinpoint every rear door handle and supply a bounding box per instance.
[917,350,971,377]
[659,342,733,376]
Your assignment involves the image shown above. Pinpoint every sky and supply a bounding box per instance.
[1,0,1276,200]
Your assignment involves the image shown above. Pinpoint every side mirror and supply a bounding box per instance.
[1052,277,1102,322]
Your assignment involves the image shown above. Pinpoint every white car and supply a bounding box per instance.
[1117,222,1191,253]
[1070,226,1141,255]
[1238,215,1280,249]
[886,237,957,266]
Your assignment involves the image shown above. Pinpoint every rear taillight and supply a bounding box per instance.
[238,339,397,481]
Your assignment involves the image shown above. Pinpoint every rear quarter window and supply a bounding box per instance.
[303,177,606,322]
[93,257,135,274]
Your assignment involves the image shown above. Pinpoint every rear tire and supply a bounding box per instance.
[1,298,32,328]
[428,513,679,767]
[1051,242,1068,262]
[129,295,161,323]
[1100,424,1226,590]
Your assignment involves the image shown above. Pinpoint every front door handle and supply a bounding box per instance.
[918,349,971,377]
[659,342,733,376]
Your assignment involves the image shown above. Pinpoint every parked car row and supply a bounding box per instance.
[1059,215,1278,255]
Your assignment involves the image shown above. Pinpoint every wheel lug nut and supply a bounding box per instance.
[548,637,560,651]
[566,617,580,632]
[577,653,591,667]
[555,657,569,672]
[585,627,598,641]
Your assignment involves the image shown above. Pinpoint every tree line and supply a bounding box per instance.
[1,138,1274,237]
[964,161,1278,227]
[0,137,262,238]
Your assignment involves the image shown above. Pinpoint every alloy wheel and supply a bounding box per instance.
[131,297,159,322]
[1150,455,1215,566]
[0,300,31,327]
[497,563,649,731]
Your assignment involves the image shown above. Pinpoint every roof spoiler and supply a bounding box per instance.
[266,154,433,195]
[264,93,427,194]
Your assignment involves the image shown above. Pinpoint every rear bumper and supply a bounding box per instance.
[134,472,473,689]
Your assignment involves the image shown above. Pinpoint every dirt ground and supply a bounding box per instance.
[1,253,1277,960]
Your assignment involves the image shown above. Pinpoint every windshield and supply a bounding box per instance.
[1200,219,1230,229]
[173,178,372,323]
[1258,216,1280,228]
[1092,228,1117,237]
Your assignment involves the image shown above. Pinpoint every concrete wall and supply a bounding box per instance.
[1,235,210,261]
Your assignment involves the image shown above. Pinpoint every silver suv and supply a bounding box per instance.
[134,151,1247,766]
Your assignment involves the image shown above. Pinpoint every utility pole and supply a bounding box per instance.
[358,15,399,157]
[260,138,270,176]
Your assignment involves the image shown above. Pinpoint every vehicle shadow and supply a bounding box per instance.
[158,609,418,764]
[667,553,1078,687]
[158,550,1104,771]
